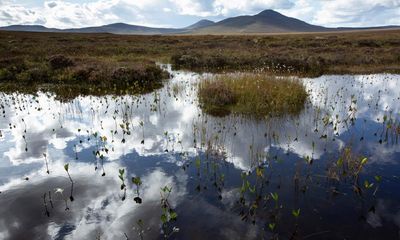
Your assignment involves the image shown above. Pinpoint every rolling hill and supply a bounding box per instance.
[194,10,327,33]
[0,10,398,35]
[66,23,183,35]
[185,20,215,30]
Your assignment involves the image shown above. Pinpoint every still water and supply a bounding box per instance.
[0,66,399,239]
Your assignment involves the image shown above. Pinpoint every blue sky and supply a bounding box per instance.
[0,0,399,28]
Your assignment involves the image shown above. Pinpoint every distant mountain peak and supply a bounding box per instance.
[197,20,214,24]
[0,10,398,35]
[106,23,131,27]
[185,19,215,29]
[256,9,280,16]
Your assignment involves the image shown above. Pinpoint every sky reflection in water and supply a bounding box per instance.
[0,67,400,239]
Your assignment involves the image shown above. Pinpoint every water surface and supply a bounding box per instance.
[0,67,400,239]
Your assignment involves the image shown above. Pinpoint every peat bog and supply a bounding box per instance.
[0,30,400,240]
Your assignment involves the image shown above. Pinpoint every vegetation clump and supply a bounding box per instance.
[172,52,327,76]
[1,30,399,97]
[48,55,75,70]
[0,56,170,100]
[198,73,308,117]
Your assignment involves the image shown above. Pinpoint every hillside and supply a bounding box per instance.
[0,10,398,35]
[194,10,328,34]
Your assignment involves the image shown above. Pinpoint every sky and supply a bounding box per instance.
[0,0,399,29]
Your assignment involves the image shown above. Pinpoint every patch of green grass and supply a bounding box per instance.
[198,73,308,117]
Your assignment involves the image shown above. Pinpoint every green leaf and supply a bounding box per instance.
[364,180,374,189]
[64,163,69,172]
[268,223,276,231]
[270,192,279,202]
[161,186,171,193]
[337,157,343,166]
[132,177,142,186]
[170,211,178,220]
[256,167,264,178]
[361,157,368,165]
[374,175,382,182]
[195,158,201,168]
[161,214,168,224]
[292,209,301,218]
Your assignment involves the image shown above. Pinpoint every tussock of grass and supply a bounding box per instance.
[198,73,308,117]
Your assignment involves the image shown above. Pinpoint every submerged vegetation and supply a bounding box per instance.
[198,74,308,116]
[0,28,400,240]
[0,70,399,239]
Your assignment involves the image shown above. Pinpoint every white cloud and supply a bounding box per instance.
[170,0,213,17]
[212,0,293,15]
[41,0,122,28]
[313,0,400,27]
[47,2,57,8]
[0,2,45,26]
[0,1,399,33]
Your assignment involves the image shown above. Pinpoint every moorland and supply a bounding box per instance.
[1,30,399,89]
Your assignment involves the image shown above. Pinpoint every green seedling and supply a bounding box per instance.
[64,164,74,202]
[292,208,301,218]
[364,180,374,189]
[268,223,276,231]
[132,176,142,204]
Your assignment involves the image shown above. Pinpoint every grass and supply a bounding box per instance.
[198,73,308,117]
[171,82,185,96]
[0,30,399,97]
[327,147,368,180]
[169,30,400,76]
[0,54,169,100]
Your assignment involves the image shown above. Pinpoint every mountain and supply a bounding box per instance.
[193,10,328,34]
[65,23,184,35]
[0,25,60,32]
[1,23,184,35]
[185,20,215,30]
[0,10,398,35]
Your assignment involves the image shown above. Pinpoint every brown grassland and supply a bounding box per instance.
[0,29,399,99]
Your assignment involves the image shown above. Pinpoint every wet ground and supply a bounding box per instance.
[0,66,399,239]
